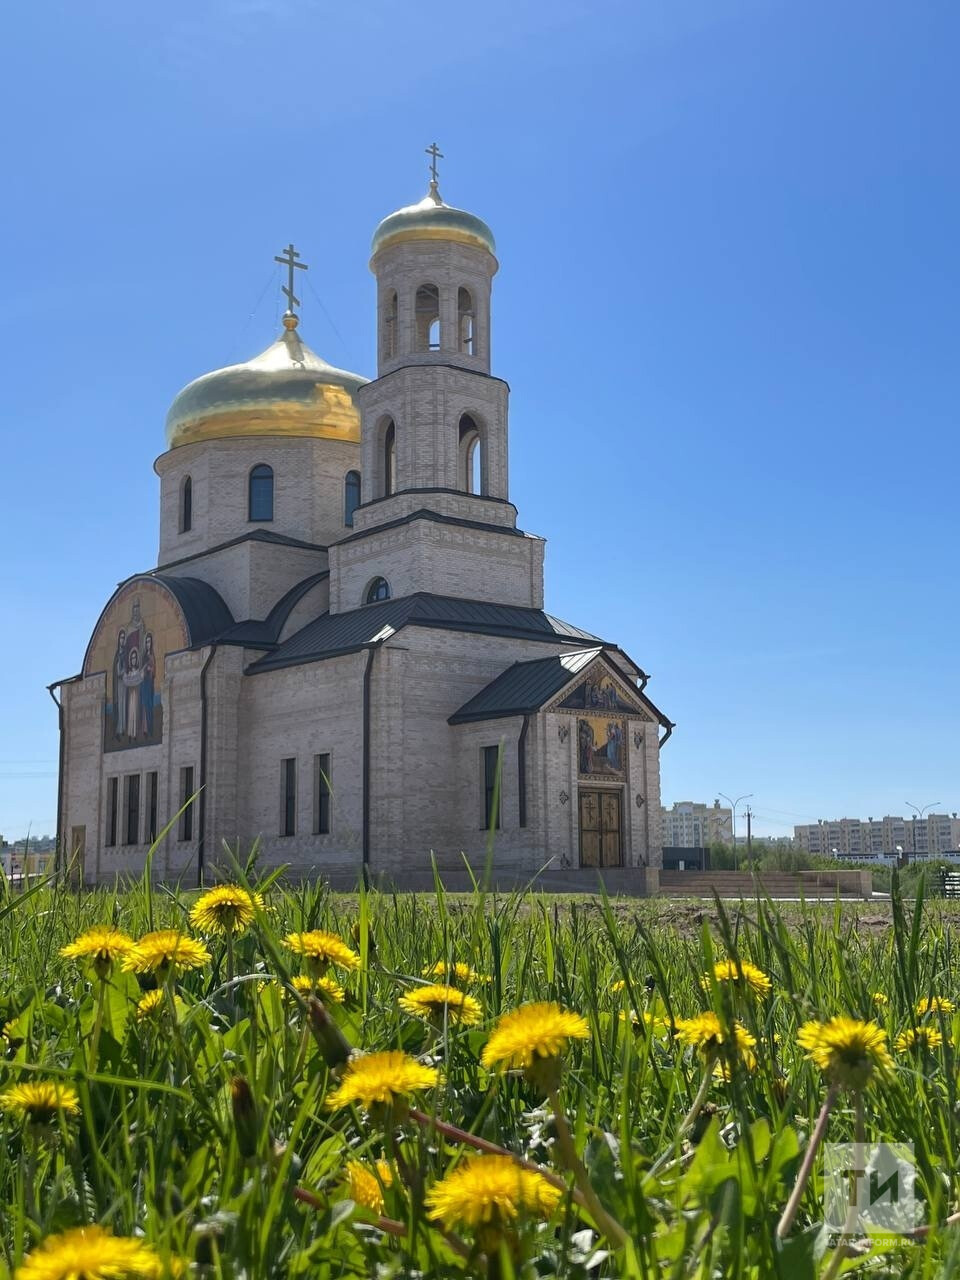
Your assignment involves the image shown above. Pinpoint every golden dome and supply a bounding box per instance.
[371,181,496,258]
[165,315,368,450]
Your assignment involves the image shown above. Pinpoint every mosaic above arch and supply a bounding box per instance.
[83,580,188,754]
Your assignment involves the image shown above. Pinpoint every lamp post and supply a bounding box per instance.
[906,800,940,861]
[717,792,753,871]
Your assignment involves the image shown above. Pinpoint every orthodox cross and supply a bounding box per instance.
[274,242,308,314]
[425,141,444,186]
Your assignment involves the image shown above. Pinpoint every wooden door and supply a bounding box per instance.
[69,826,85,889]
[578,790,623,868]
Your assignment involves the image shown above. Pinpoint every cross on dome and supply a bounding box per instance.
[425,141,444,203]
[274,242,308,328]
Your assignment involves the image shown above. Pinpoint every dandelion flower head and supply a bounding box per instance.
[0,1081,80,1124]
[674,1011,757,1068]
[704,959,772,997]
[916,997,954,1017]
[345,1159,393,1213]
[60,927,134,977]
[896,1025,945,1053]
[123,931,211,977]
[399,984,482,1026]
[189,885,262,936]
[283,930,360,973]
[290,974,345,1005]
[325,1050,439,1113]
[423,960,491,985]
[15,1225,164,1280]
[481,1002,590,1073]
[797,1017,893,1088]
[425,1154,562,1234]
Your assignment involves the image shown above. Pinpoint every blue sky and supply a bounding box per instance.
[2,1,958,840]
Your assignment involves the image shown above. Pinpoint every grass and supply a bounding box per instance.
[1,854,960,1278]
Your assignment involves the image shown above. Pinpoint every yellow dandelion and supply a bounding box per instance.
[896,1026,945,1053]
[481,1003,590,1077]
[703,959,773,997]
[797,1017,893,1088]
[610,979,627,995]
[59,926,134,978]
[325,1050,439,1114]
[135,989,186,1022]
[674,1011,757,1069]
[425,1154,562,1235]
[916,997,954,1017]
[344,1159,393,1213]
[123,930,211,978]
[399,984,483,1027]
[872,992,889,1008]
[283,930,360,974]
[423,961,491,985]
[289,974,346,1005]
[0,1081,80,1124]
[189,885,263,936]
[619,1009,671,1036]
[16,1225,164,1280]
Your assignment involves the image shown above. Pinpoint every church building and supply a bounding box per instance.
[52,160,673,887]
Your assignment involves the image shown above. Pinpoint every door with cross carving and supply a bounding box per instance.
[578,789,623,868]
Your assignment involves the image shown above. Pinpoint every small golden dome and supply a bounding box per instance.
[371,181,496,258]
[165,316,368,450]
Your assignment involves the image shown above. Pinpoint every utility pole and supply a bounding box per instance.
[745,805,753,865]
[717,793,753,871]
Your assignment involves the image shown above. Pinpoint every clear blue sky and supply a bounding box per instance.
[2,1,958,841]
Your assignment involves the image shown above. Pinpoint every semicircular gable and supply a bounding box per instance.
[83,578,191,755]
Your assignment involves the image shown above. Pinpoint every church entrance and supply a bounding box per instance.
[578,789,622,868]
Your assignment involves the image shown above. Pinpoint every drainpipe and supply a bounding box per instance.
[518,715,529,828]
[658,723,674,750]
[47,683,64,878]
[361,641,384,888]
[197,643,218,888]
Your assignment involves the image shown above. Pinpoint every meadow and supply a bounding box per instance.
[2,858,960,1279]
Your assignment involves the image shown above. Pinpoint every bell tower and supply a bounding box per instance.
[327,150,544,614]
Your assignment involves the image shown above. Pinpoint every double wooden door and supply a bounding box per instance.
[578,789,623,867]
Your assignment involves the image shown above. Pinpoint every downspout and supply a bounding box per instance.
[638,669,649,692]
[518,714,529,828]
[658,722,674,750]
[361,640,386,888]
[47,683,64,879]
[197,643,218,888]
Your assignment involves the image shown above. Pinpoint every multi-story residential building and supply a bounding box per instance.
[662,801,733,849]
[795,814,960,858]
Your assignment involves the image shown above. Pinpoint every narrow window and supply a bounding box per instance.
[248,464,274,521]
[179,766,195,841]
[383,420,396,496]
[281,758,297,837]
[382,289,398,361]
[483,745,502,830]
[459,414,482,494]
[146,771,158,843]
[344,470,361,527]
[180,476,193,533]
[314,753,331,835]
[123,774,141,846]
[458,286,475,355]
[106,777,119,847]
[365,577,391,604]
[415,283,440,351]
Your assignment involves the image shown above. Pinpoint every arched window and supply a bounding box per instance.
[383,420,396,497]
[382,289,398,361]
[458,287,475,355]
[459,414,483,494]
[248,464,274,522]
[179,475,193,533]
[415,284,440,352]
[344,470,361,527]
[365,577,391,604]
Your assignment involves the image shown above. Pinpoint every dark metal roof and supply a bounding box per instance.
[156,529,327,572]
[246,592,604,674]
[149,575,235,645]
[215,572,329,648]
[448,650,601,723]
[449,649,673,728]
[335,508,529,547]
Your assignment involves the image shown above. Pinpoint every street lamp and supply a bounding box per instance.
[906,800,941,860]
[717,792,753,871]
